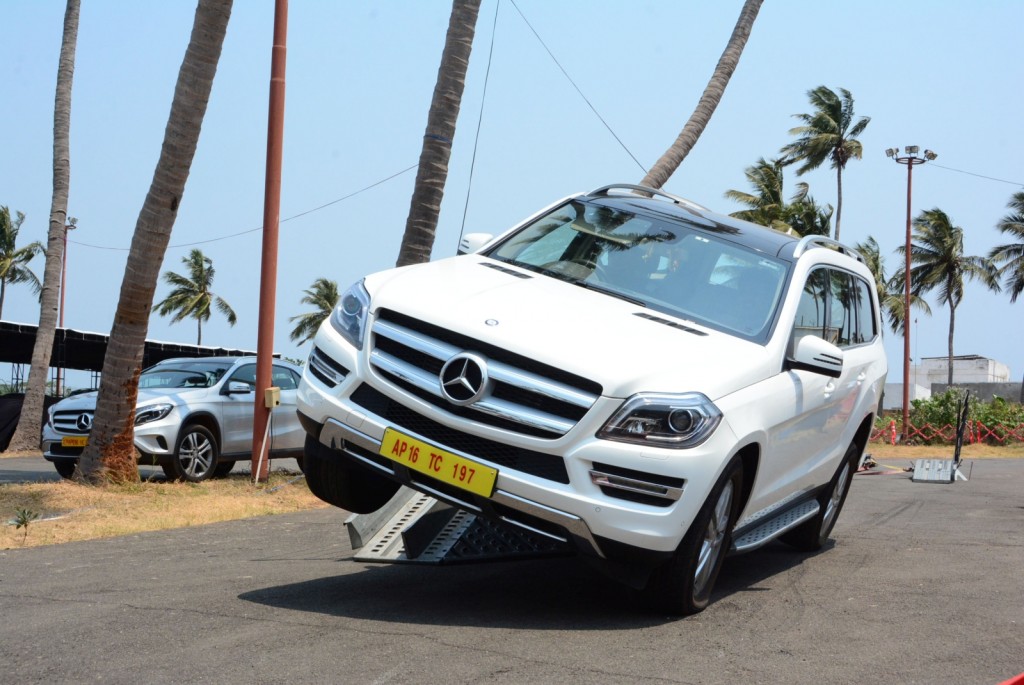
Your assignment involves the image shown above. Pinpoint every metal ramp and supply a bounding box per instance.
[911,390,971,485]
[346,488,571,565]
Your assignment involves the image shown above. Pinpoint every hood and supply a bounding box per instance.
[51,387,213,412]
[364,256,774,400]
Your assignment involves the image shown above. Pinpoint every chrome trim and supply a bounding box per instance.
[309,348,346,386]
[589,469,684,501]
[317,417,603,558]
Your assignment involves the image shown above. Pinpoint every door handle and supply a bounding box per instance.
[856,372,866,385]
[824,381,836,396]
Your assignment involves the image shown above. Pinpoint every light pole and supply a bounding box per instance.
[56,217,77,397]
[885,146,936,442]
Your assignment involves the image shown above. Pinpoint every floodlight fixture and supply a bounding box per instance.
[905,145,920,155]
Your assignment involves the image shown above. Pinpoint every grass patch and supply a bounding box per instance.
[867,443,1024,460]
[1,471,328,549]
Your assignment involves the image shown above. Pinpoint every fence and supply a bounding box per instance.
[870,420,1024,445]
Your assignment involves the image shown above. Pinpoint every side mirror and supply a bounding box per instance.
[786,335,843,378]
[226,381,253,394]
[458,232,493,255]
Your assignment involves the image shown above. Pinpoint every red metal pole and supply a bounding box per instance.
[252,0,288,483]
[902,161,913,443]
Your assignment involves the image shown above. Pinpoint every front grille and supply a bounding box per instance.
[350,384,570,484]
[369,309,601,438]
[52,410,92,435]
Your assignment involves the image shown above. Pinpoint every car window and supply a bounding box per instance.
[853,276,876,344]
[139,361,230,389]
[272,366,299,390]
[793,268,872,350]
[227,364,257,389]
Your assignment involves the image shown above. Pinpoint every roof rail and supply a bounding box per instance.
[587,183,709,213]
[792,235,866,264]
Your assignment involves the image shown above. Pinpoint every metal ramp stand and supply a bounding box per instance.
[345,487,571,565]
[911,390,971,484]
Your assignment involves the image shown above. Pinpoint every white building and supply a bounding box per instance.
[882,355,1011,410]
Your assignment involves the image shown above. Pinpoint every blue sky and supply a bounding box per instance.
[3,1,1023,389]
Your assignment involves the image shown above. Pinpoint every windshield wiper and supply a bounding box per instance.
[572,279,647,306]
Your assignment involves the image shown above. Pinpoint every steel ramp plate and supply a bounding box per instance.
[352,493,570,565]
[912,458,956,484]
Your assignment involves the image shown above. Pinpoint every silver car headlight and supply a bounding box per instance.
[135,403,174,426]
[329,280,370,350]
[598,392,722,448]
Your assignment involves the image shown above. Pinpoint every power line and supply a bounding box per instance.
[928,163,1023,188]
[508,0,648,176]
[69,164,418,251]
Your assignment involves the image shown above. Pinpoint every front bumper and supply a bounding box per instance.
[297,353,739,557]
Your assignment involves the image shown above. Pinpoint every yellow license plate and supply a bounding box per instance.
[379,428,497,498]
[62,436,88,447]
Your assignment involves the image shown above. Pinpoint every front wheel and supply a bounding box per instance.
[54,460,76,479]
[303,435,399,513]
[646,457,744,616]
[165,425,219,483]
[781,442,858,551]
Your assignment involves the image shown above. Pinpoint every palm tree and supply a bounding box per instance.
[289,277,338,345]
[724,158,791,232]
[854,236,930,334]
[785,196,833,237]
[780,86,869,242]
[156,249,237,346]
[640,0,764,190]
[77,0,233,483]
[396,0,482,267]
[724,158,831,236]
[990,190,1024,303]
[0,206,44,318]
[896,209,1001,385]
[6,0,79,454]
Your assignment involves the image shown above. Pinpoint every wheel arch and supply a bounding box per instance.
[177,411,221,450]
[732,442,760,518]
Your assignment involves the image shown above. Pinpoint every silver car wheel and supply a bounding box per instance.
[694,479,734,598]
[821,461,851,534]
[179,430,214,478]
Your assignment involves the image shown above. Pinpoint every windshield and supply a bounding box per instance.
[138,361,232,389]
[486,200,789,340]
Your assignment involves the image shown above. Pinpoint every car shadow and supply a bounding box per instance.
[239,542,819,629]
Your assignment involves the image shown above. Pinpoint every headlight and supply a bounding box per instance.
[598,393,722,448]
[135,403,174,426]
[329,280,370,350]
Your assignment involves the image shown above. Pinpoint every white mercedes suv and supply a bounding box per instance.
[296,184,887,614]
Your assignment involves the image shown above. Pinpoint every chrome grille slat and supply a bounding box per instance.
[370,313,600,438]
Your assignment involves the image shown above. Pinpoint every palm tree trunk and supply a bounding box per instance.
[78,0,233,483]
[197,318,202,346]
[395,0,482,267]
[834,164,843,242]
[639,0,763,190]
[6,0,79,453]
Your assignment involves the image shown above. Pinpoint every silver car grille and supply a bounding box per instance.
[369,309,601,439]
[52,410,93,435]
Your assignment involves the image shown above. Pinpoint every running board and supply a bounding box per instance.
[731,499,820,553]
[347,490,571,564]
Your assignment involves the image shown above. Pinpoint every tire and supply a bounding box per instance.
[213,460,235,478]
[303,435,400,513]
[647,457,744,616]
[165,425,219,483]
[54,460,76,479]
[781,442,858,551]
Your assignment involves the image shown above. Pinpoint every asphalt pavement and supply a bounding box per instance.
[1,458,1022,684]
